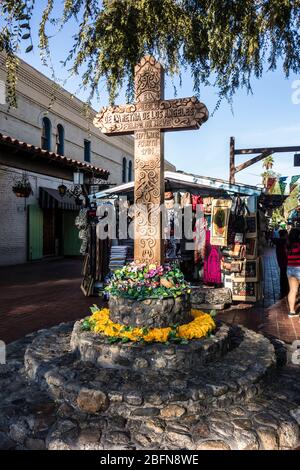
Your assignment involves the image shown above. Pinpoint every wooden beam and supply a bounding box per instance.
[235,145,300,155]
[235,150,274,174]
[229,136,235,184]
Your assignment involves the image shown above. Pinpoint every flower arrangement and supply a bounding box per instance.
[82,306,216,344]
[105,262,190,300]
[12,175,32,198]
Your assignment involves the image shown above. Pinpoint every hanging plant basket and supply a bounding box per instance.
[12,177,33,198]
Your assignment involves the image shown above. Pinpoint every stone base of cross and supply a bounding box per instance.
[94,56,208,265]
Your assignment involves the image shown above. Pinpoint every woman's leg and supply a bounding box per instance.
[287,276,299,313]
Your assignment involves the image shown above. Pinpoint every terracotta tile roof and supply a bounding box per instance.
[0,133,109,179]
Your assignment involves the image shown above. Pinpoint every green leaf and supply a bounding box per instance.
[121,337,130,343]
[107,336,121,344]
[90,304,100,314]
[81,318,91,331]
[22,33,30,40]
[25,45,33,53]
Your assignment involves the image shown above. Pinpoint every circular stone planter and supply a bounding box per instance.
[108,294,191,328]
[70,320,231,371]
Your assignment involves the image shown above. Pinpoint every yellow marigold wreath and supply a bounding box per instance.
[87,307,215,343]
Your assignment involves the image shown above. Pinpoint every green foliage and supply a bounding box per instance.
[270,207,285,227]
[0,0,35,107]
[1,1,300,107]
[262,155,274,170]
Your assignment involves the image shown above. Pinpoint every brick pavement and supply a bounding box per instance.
[0,258,100,344]
[217,248,300,344]
[0,249,299,344]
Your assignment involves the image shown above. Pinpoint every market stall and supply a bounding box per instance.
[82,171,262,307]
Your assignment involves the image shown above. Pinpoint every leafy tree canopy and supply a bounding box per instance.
[1,0,300,108]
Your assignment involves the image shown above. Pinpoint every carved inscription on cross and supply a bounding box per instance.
[94,56,208,265]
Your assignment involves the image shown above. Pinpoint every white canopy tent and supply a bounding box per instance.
[91,171,261,201]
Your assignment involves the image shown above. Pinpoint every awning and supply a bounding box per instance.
[0,133,109,180]
[39,187,80,210]
[92,170,262,200]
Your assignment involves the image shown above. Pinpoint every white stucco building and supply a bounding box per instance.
[0,54,135,266]
[0,54,176,266]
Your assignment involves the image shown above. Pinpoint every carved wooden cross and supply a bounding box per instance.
[94,56,208,265]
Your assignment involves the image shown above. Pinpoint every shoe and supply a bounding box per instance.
[288,312,299,318]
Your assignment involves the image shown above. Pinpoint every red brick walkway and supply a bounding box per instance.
[0,258,99,344]
[0,250,299,344]
[217,248,300,344]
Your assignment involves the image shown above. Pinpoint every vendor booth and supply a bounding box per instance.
[79,171,262,308]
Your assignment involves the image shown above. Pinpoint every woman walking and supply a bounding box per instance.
[287,228,300,317]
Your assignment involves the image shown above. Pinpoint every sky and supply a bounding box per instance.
[15,2,300,187]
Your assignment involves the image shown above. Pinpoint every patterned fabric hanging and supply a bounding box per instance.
[203,229,222,285]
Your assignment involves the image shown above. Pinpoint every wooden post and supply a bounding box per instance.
[229,136,235,184]
[94,56,208,265]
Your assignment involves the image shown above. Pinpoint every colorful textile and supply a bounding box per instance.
[191,194,203,211]
[203,229,222,285]
[193,206,206,264]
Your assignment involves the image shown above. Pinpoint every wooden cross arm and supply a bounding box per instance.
[93,97,209,136]
[234,149,274,174]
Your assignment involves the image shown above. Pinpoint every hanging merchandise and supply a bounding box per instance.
[290,175,300,193]
[203,196,213,215]
[203,229,222,285]
[193,204,206,264]
[165,197,175,210]
[211,199,232,246]
[191,194,203,212]
[165,191,173,200]
[75,208,89,254]
[174,192,181,205]
[181,192,191,207]
[232,196,249,233]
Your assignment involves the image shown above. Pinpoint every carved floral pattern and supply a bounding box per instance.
[93,56,209,264]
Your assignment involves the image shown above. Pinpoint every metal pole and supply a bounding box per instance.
[229,136,235,184]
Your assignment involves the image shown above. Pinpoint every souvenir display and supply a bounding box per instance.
[232,258,260,282]
[245,213,257,238]
[203,229,222,285]
[232,281,258,302]
[211,199,232,246]
[82,186,262,305]
[180,192,191,207]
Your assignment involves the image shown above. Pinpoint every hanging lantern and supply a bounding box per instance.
[58,183,67,197]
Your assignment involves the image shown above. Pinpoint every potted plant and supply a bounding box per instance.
[105,262,192,328]
[12,176,33,198]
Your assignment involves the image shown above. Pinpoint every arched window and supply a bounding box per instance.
[122,157,127,183]
[41,116,51,151]
[56,124,64,155]
[128,160,132,182]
